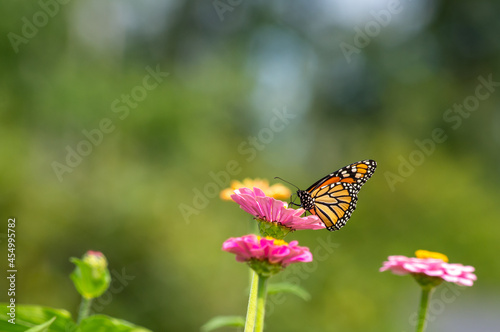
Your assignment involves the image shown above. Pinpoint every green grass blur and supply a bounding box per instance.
[1,1,500,331]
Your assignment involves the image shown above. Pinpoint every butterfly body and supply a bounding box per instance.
[297,160,377,231]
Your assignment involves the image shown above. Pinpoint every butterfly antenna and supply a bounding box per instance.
[274,177,300,191]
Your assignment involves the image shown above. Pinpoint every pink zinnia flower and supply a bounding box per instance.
[222,234,312,275]
[380,250,477,286]
[230,187,325,231]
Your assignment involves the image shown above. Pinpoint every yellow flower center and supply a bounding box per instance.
[259,236,288,246]
[415,250,449,262]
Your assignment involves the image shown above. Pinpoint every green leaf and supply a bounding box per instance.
[0,304,76,332]
[267,282,311,301]
[78,314,152,332]
[25,316,57,332]
[201,316,245,331]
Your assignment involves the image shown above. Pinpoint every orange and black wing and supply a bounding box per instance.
[299,160,377,231]
[306,160,377,192]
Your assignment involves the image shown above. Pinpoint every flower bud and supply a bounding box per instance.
[70,251,111,299]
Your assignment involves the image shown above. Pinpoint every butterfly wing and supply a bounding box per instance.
[306,159,377,192]
[307,182,359,231]
[300,160,377,231]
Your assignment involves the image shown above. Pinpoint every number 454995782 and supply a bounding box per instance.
[8,218,15,267]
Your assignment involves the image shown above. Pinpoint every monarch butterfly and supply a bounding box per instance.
[286,160,377,231]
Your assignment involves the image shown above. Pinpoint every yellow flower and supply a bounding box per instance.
[415,250,449,263]
[220,178,291,201]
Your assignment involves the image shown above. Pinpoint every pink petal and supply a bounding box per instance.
[230,187,326,230]
[456,278,474,286]
[424,269,444,277]
[464,272,477,281]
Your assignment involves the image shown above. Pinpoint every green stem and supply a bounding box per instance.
[244,270,259,332]
[415,287,433,332]
[77,297,92,324]
[254,275,268,332]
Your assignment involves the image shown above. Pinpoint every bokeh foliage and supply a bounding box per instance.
[1,1,500,331]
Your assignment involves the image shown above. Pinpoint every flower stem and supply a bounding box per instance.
[254,275,268,332]
[77,297,92,324]
[244,270,259,332]
[415,287,434,332]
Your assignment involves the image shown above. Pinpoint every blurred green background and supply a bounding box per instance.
[1,0,500,331]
